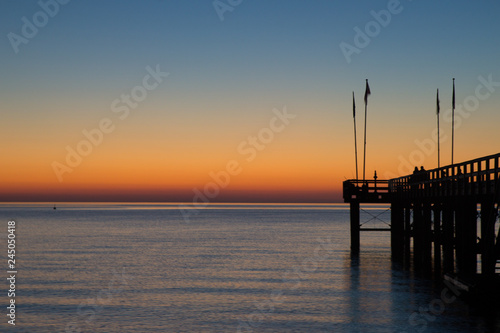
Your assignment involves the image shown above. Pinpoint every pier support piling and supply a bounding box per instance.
[350,201,360,254]
[481,199,497,276]
[391,201,405,261]
[455,201,477,278]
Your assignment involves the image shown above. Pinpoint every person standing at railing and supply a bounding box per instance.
[419,166,428,191]
[410,167,419,191]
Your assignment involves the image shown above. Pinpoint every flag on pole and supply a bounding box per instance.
[353,91,356,118]
[436,89,440,114]
[364,79,371,105]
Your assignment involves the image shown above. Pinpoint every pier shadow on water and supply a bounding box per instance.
[344,244,500,333]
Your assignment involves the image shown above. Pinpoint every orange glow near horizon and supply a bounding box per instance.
[2,76,500,203]
[2,110,498,203]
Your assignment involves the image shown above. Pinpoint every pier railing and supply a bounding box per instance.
[389,152,500,200]
[343,179,390,203]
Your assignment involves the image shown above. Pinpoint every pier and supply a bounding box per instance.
[343,152,500,298]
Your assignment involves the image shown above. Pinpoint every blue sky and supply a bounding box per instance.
[3,1,500,102]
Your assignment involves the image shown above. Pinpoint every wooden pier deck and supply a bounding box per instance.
[343,152,500,298]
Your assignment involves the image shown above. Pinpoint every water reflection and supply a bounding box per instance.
[2,204,499,332]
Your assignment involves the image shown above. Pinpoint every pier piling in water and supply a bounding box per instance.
[350,201,360,254]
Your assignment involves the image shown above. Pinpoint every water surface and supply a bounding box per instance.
[0,203,497,332]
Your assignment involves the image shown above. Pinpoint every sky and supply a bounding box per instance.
[1,0,500,203]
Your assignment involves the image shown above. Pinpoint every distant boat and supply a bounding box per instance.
[53,205,56,210]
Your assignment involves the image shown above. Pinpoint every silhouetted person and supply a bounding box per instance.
[420,166,429,181]
[411,167,419,189]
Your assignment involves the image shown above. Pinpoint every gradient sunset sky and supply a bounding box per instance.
[1,0,500,203]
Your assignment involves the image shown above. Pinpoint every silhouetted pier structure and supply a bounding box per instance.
[343,152,500,298]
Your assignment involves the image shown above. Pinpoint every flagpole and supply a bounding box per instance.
[451,78,455,165]
[363,79,370,182]
[437,89,440,168]
[353,92,359,180]
[363,100,367,181]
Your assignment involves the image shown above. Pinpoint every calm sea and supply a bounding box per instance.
[0,203,498,333]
